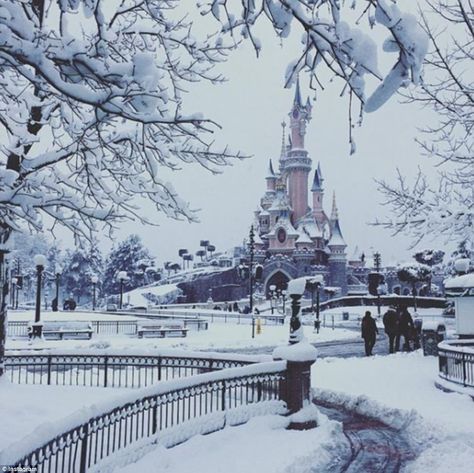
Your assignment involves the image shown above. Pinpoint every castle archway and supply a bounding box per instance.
[264,270,290,298]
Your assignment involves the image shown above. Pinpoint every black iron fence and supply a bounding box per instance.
[12,362,287,473]
[7,318,208,338]
[438,340,474,388]
[4,352,256,388]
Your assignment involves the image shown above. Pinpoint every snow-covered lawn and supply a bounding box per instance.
[6,319,356,352]
[312,351,474,472]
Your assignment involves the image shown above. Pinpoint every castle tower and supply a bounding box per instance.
[265,159,277,193]
[283,79,312,224]
[311,162,325,225]
[328,192,348,295]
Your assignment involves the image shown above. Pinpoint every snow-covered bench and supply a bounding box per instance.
[137,321,188,339]
[29,321,93,340]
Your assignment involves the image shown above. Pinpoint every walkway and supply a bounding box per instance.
[315,400,415,473]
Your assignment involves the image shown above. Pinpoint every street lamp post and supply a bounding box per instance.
[91,275,99,311]
[269,284,276,315]
[373,251,382,316]
[281,289,287,315]
[32,254,47,338]
[11,277,17,309]
[53,266,61,312]
[307,275,324,333]
[117,271,127,309]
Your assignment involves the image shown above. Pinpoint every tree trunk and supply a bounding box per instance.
[0,248,10,378]
[412,282,417,311]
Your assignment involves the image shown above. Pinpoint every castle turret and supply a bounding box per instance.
[327,192,347,295]
[283,79,312,224]
[265,159,277,192]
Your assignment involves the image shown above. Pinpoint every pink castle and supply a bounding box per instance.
[252,81,348,295]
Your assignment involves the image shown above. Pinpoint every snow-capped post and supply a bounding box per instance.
[31,254,47,339]
[274,277,318,429]
[117,271,128,310]
[91,275,99,311]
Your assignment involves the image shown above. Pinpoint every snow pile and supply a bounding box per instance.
[113,409,345,473]
[312,351,474,472]
[123,284,182,307]
[273,342,318,362]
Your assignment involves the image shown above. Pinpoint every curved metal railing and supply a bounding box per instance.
[438,339,474,388]
[8,360,287,473]
[4,350,262,387]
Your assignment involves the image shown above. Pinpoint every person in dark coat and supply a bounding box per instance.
[383,306,400,353]
[398,306,415,351]
[361,311,378,356]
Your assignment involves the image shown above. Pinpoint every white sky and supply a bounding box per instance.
[58,2,444,266]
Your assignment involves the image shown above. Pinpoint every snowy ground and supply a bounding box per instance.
[313,351,474,472]
[113,409,344,473]
[0,381,119,465]
[6,317,357,352]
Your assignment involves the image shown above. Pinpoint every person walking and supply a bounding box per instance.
[399,305,415,351]
[383,306,400,353]
[361,311,378,356]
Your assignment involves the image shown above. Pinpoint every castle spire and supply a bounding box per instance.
[280,121,286,161]
[266,159,275,178]
[294,77,302,107]
[311,162,324,192]
[331,191,339,221]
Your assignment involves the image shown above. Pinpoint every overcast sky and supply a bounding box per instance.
[59,1,443,266]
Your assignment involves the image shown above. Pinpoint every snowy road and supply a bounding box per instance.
[202,334,390,358]
[315,401,415,473]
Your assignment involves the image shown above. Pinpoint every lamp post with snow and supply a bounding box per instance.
[11,277,17,309]
[455,258,471,275]
[281,289,287,315]
[269,284,276,315]
[32,254,47,338]
[91,275,99,311]
[117,271,127,310]
[53,266,61,312]
[306,275,324,333]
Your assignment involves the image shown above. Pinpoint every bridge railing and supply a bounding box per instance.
[438,340,474,388]
[9,361,287,473]
[3,350,261,388]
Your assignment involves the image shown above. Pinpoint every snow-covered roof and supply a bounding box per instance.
[268,216,299,238]
[296,229,313,245]
[445,273,474,289]
[328,220,346,247]
[268,193,291,212]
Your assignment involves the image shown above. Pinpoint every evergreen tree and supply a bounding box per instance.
[104,235,155,295]
[62,244,104,303]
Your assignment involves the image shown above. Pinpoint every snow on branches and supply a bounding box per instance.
[376,1,473,250]
[200,0,428,113]
[0,0,243,242]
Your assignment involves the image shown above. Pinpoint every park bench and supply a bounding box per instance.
[28,321,93,340]
[137,321,188,339]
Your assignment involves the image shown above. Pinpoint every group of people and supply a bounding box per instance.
[360,305,420,356]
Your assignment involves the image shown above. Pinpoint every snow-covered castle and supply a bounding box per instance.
[250,81,348,296]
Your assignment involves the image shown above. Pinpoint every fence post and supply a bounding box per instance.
[463,352,467,387]
[158,356,162,381]
[221,380,226,411]
[273,343,318,430]
[47,354,52,385]
[79,423,89,473]
[104,356,108,388]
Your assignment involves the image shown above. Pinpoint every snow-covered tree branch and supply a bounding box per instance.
[0,0,245,243]
[376,0,473,252]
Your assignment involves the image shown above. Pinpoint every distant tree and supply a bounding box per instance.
[397,263,432,309]
[196,250,206,262]
[183,253,194,270]
[63,247,103,303]
[207,245,216,259]
[104,235,154,295]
